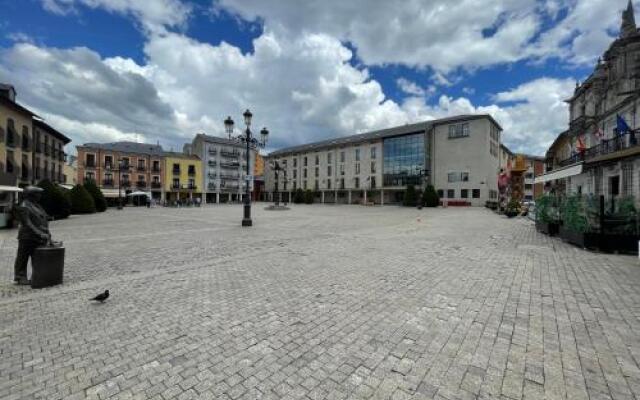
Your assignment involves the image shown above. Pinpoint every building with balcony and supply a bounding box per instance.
[265,115,502,206]
[32,119,71,185]
[186,134,256,203]
[163,152,202,203]
[1,84,36,188]
[1,83,70,188]
[76,141,164,201]
[537,1,640,200]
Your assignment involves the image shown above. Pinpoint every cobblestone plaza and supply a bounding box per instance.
[1,206,640,400]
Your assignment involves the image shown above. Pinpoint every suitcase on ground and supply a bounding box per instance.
[31,245,65,289]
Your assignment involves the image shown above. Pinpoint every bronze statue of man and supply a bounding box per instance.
[13,186,51,285]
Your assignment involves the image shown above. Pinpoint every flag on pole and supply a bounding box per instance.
[617,114,631,136]
[576,134,586,152]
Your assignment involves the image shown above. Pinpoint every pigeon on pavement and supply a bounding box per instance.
[90,290,109,303]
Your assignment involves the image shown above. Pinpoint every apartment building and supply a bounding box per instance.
[1,83,70,187]
[265,115,502,206]
[76,142,164,200]
[32,119,71,184]
[186,134,255,203]
[521,155,545,201]
[163,152,202,203]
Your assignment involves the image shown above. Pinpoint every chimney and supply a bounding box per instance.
[0,83,16,102]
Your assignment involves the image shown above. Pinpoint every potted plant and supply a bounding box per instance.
[600,196,639,254]
[535,194,560,235]
[505,198,520,218]
[558,194,599,249]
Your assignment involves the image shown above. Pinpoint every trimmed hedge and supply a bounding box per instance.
[293,188,305,204]
[423,184,439,207]
[83,179,107,212]
[304,189,314,204]
[70,185,96,214]
[403,185,417,207]
[37,179,71,220]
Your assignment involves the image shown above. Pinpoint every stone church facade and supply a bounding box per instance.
[539,0,640,199]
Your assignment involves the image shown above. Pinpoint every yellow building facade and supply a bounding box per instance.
[163,152,202,202]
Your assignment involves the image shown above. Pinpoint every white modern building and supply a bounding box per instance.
[187,133,256,203]
[265,115,502,206]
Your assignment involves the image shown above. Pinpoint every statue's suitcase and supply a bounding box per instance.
[31,245,65,289]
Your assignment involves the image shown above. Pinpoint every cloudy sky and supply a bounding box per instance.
[0,0,633,155]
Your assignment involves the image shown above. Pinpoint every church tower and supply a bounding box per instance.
[621,0,637,38]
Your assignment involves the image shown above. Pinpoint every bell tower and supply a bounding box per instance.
[621,0,637,38]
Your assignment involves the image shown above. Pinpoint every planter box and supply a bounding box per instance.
[599,234,639,254]
[558,227,599,250]
[536,221,559,236]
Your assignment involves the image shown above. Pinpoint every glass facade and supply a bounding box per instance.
[383,132,427,187]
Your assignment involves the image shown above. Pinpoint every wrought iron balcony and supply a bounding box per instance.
[152,166,161,173]
[151,182,162,189]
[103,180,114,187]
[172,183,180,189]
[188,169,196,176]
[557,130,640,168]
[85,161,96,168]
[137,166,146,172]
[172,168,180,175]
[136,180,147,188]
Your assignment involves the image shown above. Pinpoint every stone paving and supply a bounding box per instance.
[1,204,640,400]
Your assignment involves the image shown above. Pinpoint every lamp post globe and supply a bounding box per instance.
[224,110,268,227]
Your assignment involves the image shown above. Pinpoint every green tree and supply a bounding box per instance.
[304,189,315,204]
[403,185,417,207]
[37,179,71,219]
[70,185,96,214]
[293,188,305,204]
[83,179,107,212]
[423,184,439,207]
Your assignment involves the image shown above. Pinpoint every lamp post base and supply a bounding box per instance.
[242,218,252,227]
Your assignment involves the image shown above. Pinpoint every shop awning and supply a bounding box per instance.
[100,188,122,198]
[534,163,583,184]
[0,185,23,192]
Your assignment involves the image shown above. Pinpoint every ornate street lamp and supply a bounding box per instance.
[224,110,269,226]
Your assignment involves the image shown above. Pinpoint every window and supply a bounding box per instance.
[524,184,533,190]
[303,180,307,189]
[327,165,332,176]
[448,172,469,182]
[293,170,297,179]
[86,154,96,167]
[121,157,130,168]
[448,123,470,139]
[315,155,319,165]
[371,146,376,159]
[340,164,345,175]
[138,159,145,170]
[315,181,319,190]
[437,189,443,198]
[355,163,360,175]
[293,158,297,167]
[340,151,345,163]
[461,189,469,198]
[138,175,144,182]
[293,181,297,190]
[172,163,180,172]
[173,178,179,188]
[355,177,360,189]
[188,165,196,175]
[447,189,455,198]
[472,189,480,198]
[327,179,331,189]
[303,169,307,178]
[355,148,360,161]
[304,157,307,167]
[340,178,345,189]
[153,160,160,171]
[315,167,319,177]
[370,176,376,189]
[327,153,332,164]
[622,162,633,196]
[371,162,376,173]
[153,176,160,183]
[85,171,95,181]
[383,133,425,187]
[105,155,113,169]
